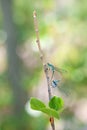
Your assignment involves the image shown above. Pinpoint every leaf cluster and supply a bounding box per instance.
[30,96,64,119]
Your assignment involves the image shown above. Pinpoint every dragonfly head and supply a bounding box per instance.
[54,79,60,83]
[47,63,50,66]
[51,79,60,88]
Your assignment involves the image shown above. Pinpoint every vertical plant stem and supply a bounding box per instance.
[33,10,55,130]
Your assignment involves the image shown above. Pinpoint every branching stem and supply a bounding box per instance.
[33,10,55,130]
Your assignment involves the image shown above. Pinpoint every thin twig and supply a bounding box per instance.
[33,10,55,130]
[33,11,44,62]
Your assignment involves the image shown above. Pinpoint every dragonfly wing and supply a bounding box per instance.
[54,67,67,73]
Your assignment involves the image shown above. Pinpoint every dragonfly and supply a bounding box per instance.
[47,63,67,80]
[51,80,60,88]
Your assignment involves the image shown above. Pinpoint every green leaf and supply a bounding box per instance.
[40,108,59,119]
[30,97,59,119]
[49,96,64,111]
[30,97,46,111]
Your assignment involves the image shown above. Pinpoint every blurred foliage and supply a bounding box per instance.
[0,0,87,130]
[13,0,34,42]
[0,112,48,130]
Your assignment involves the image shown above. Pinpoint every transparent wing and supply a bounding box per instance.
[54,67,67,73]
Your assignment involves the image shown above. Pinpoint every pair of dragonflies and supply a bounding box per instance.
[47,63,67,88]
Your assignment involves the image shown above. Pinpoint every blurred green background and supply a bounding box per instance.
[0,0,87,130]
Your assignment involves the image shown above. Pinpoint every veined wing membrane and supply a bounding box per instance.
[54,67,67,73]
